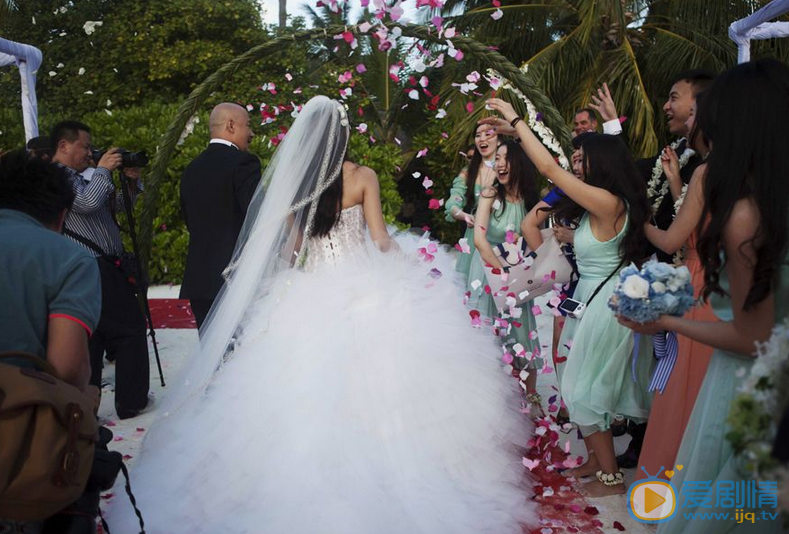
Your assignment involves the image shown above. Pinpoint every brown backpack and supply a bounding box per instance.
[0,352,98,521]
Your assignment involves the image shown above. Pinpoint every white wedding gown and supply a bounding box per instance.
[107,204,537,533]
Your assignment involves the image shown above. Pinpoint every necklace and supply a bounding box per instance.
[647,139,695,213]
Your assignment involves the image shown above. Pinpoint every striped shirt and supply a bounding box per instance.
[61,165,142,257]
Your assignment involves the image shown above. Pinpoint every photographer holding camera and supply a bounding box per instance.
[51,120,150,420]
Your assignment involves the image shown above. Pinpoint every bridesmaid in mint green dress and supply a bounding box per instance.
[620,60,789,534]
[471,140,542,393]
[444,125,499,282]
[483,98,654,498]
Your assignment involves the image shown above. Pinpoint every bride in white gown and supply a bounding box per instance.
[107,96,537,533]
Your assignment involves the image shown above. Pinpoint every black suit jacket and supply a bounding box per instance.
[635,140,703,263]
[179,143,261,301]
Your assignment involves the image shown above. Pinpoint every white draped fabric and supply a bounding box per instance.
[729,0,789,63]
[0,37,42,141]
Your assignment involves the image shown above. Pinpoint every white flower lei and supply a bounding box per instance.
[672,183,690,218]
[670,182,691,265]
[486,67,570,170]
[729,317,789,487]
[648,139,695,213]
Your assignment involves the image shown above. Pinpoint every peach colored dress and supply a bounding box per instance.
[635,234,717,481]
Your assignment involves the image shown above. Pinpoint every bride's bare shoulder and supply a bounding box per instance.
[343,162,378,187]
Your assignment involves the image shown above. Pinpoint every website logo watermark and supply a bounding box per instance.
[627,465,781,525]
[628,467,679,523]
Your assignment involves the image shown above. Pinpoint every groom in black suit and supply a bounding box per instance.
[180,103,261,331]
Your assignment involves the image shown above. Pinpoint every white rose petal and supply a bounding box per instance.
[78,67,86,75]
[48,71,57,77]
[83,21,104,36]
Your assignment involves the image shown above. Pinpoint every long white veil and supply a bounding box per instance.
[164,96,351,414]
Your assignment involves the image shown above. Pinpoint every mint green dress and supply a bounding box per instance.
[467,199,541,371]
[558,213,654,435]
[658,256,789,534]
[444,174,480,282]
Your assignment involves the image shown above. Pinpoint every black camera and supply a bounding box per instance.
[91,148,149,168]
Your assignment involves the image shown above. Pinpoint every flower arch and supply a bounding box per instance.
[138,23,573,266]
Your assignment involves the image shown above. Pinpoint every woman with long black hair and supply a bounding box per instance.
[471,139,542,395]
[483,99,655,497]
[623,59,789,534]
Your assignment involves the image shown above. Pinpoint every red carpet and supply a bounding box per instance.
[146,299,620,533]
[148,298,197,329]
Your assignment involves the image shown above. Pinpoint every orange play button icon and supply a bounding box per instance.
[645,487,666,514]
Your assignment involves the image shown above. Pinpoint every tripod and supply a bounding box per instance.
[117,170,166,387]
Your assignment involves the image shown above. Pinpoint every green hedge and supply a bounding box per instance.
[0,103,403,284]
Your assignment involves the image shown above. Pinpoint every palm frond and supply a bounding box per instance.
[600,39,658,157]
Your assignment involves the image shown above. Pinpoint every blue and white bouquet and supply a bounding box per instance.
[608,259,696,323]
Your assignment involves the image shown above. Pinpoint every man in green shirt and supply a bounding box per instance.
[0,150,100,391]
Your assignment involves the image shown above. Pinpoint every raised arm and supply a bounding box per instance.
[482,98,621,220]
[645,165,706,254]
[521,200,551,251]
[473,190,503,269]
[660,147,683,202]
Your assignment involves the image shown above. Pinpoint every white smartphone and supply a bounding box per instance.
[558,298,586,319]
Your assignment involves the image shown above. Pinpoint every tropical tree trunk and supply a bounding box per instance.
[279,0,287,28]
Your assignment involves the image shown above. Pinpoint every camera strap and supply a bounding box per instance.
[63,228,113,259]
[585,259,624,307]
[98,462,146,534]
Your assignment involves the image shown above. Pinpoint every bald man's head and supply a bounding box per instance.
[209,103,253,151]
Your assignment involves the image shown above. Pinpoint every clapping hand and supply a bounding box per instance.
[660,147,680,184]
[588,83,618,123]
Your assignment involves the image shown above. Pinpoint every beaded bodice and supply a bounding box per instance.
[304,204,367,271]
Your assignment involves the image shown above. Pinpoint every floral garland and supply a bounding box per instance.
[670,183,691,265]
[647,139,695,213]
[727,316,789,515]
[485,68,570,170]
[672,183,690,218]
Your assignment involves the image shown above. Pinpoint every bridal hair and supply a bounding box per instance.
[311,147,349,238]
[696,58,789,309]
[162,96,351,415]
